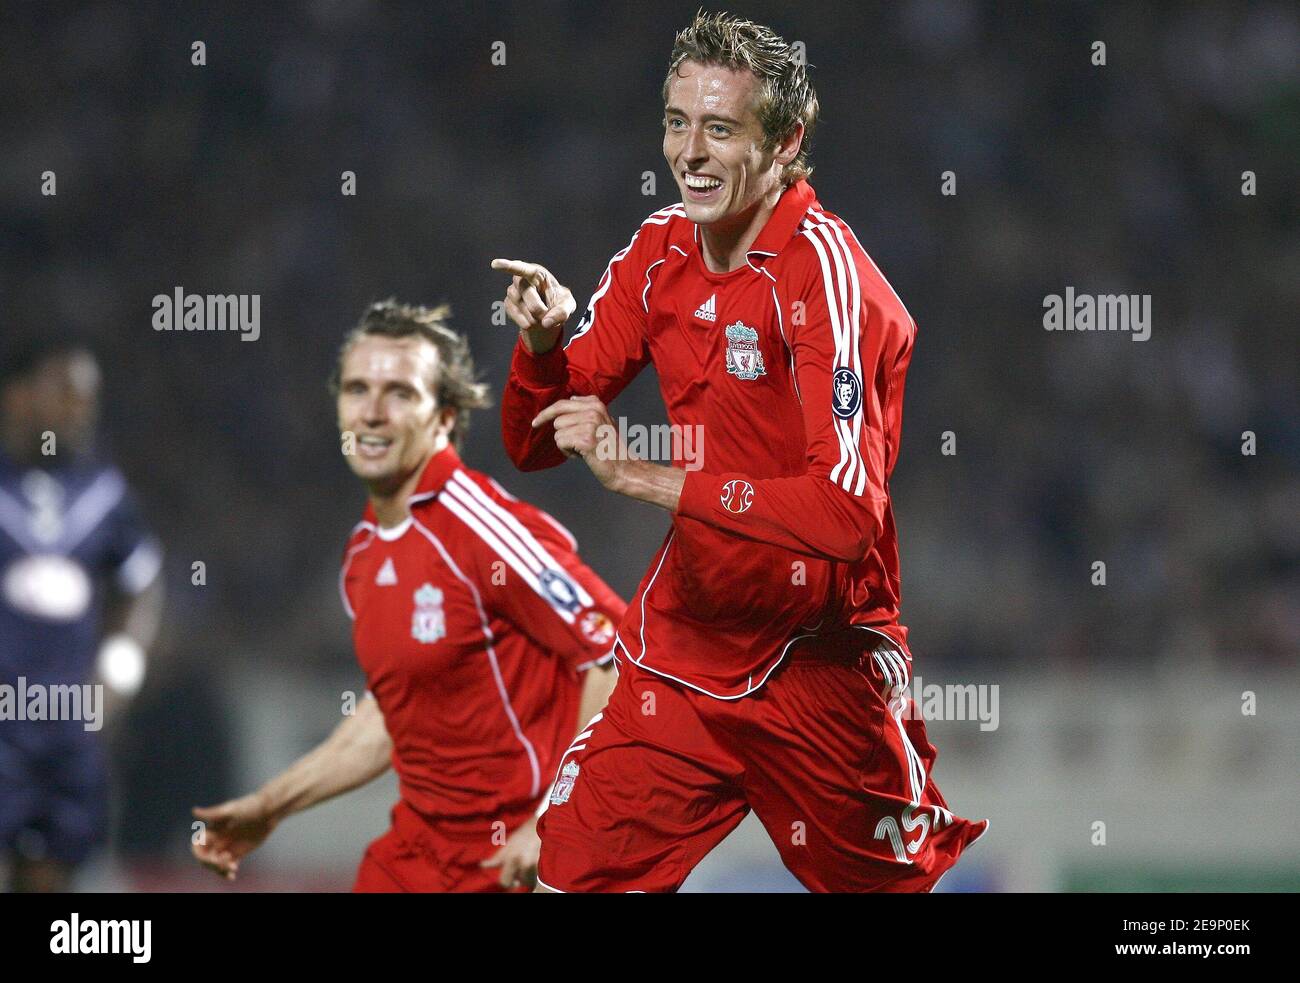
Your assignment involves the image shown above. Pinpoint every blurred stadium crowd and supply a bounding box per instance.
[1,1,1295,875]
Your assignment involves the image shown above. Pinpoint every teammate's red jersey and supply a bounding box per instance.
[503,180,915,698]
[340,445,624,822]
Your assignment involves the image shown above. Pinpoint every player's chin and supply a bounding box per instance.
[680,198,725,225]
[345,455,393,482]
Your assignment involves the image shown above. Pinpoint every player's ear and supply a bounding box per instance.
[435,404,457,441]
[776,122,804,166]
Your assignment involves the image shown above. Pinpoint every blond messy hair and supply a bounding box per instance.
[663,9,819,185]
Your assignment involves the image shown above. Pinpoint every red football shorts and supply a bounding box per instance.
[536,630,989,892]
[353,798,533,893]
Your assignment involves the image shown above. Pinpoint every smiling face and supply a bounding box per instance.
[663,60,800,229]
[335,334,454,497]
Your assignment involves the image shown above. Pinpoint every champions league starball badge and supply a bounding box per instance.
[539,568,583,614]
[831,367,862,418]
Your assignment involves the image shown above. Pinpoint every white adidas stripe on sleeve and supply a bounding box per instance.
[799,217,866,496]
[440,472,594,624]
[566,205,685,350]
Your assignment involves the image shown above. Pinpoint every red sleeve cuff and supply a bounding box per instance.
[510,339,568,388]
[676,469,726,520]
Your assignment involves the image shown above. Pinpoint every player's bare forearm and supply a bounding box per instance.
[193,696,389,880]
[576,662,617,732]
[531,396,685,511]
[608,458,685,512]
[257,693,393,823]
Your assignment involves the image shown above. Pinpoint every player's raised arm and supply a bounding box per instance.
[492,222,657,472]
[191,692,392,880]
[490,258,574,355]
[492,257,578,472]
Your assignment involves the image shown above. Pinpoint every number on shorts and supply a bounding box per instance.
[874,804,954,863]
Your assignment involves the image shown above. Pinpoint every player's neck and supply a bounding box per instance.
[699,184,782,273]
[367,439,446,529]
[369,490,411,529]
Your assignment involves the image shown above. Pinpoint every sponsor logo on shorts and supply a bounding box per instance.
[720,479,753,514]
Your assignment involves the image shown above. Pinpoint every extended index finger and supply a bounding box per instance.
[491,259,548,290]
[192,803,232,826]
[531,397,597,427]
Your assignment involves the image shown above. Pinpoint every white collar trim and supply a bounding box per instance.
[375,516,413,541]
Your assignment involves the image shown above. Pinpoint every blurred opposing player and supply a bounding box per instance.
[0,338,163,892]
[192,301,623,892]
[495,12,988,892]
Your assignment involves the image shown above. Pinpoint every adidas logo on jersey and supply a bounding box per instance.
[694,294,717,322]
[375,558,397,585]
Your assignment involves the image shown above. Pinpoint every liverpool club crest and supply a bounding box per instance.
[724,321,766,381]
[551,760,580,805]
[411,583,446,643]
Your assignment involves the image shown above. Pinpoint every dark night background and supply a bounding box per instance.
[1,1,1295,890]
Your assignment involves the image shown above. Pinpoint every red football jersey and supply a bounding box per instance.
[340,445,625,821]
[503,180,916,698]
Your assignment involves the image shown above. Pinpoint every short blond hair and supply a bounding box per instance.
[663,10,819,185]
